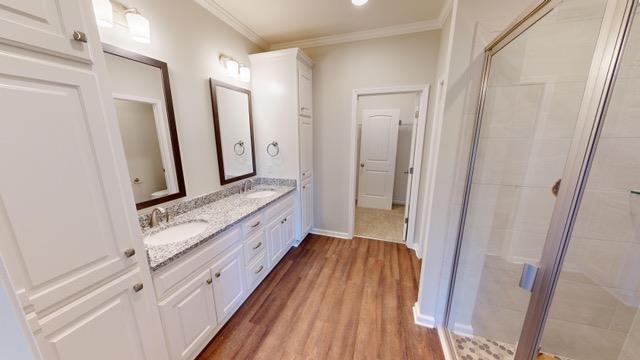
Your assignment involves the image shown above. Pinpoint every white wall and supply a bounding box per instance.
[97,0,263,212]
[303,30,441,235]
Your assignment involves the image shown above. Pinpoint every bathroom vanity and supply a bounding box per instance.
[139,180,296,360]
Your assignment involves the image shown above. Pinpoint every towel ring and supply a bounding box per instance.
[234,140,245,156]
[267,141,280,157]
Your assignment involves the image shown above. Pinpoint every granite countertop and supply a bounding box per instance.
[144,184,295,271]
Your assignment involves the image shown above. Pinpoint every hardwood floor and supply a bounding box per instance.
[196,235,444,360]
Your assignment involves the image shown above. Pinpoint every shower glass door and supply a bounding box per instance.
[537,2,640,359]
[446,0,608,358]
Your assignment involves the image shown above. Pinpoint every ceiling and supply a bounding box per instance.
[198,0,448,49]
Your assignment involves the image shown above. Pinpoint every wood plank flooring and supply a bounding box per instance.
[196,235,444,360]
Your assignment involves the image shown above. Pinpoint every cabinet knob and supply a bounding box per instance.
[206,278,213,285]
[133,283,144,293]
[124,248,136,258]
[214,272,221,278]
[72,30,87,43]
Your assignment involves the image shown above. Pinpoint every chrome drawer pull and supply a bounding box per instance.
[124,248,136,258]
[255,265,264,274]
[252,241,262,250]
[250,221,261,228]
[133,283,144,292]
[206,278,213,285]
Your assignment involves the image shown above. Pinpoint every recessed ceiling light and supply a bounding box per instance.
[352,0,368,6]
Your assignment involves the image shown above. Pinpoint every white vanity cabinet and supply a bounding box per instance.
[250,48,314,244]
[0,0,168,359]
[152,193,295,360]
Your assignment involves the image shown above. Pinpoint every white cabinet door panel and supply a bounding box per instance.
[34,268,166,360]
[266,217,283,268]
[0,0,92,61]
[300,117,313,179]
[301,178,313,236]
[158,270,217,360]
[210,245,245,321]
[283,208,295,250]
[298,66,312,117]
[0,50,135,313]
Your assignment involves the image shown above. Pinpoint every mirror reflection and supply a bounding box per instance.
[104,44,186,209]
[210,80,256,184]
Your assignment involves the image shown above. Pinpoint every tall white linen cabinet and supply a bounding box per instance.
[0,0,168,359]
[250,48,314,243]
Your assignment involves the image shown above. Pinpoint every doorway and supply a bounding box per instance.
[442,0,640,359]
[348,85,429,249]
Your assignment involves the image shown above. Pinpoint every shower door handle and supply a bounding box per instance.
[519,263,538,292]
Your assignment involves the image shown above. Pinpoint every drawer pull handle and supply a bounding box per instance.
[206,278,213,285]
[250,221,261,228]
[124,248,136,258]
[214,272,221,278]
[255,265,264,274]
[72,30,88,43]
[252,242,262,250]
[133,283,144,292]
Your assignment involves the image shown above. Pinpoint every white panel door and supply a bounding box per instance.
[298,66,312,117]
[0,47,137,313]
[357,109,400,210]
[159,270,217,360]
[210,245,245,322]
[266,217,283,267]
[301,177,313,236]
[34,268,167,360]
[300,117,313,179]
[0,0,92,61]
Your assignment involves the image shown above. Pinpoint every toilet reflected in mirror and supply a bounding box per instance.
[103,44,186,209]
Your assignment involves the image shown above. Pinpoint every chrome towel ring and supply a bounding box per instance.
[267,141,280,157]
[234,140,245,156]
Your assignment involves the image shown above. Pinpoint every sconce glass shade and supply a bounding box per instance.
[225,59,239,77]
[125,10,151,43]
[92,0,113,28]
[239,65,251,82]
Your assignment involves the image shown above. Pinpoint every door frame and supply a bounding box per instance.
[441,0,639,358]
[347,84,430,252]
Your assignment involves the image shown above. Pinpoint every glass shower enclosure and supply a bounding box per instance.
[444,0,640,359]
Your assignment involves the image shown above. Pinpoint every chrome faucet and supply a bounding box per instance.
[242,179,254,193]
[149,207,169,227]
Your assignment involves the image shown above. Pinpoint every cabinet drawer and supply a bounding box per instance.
[153,227,241,299]
[247,254,267,289]
[242,212,264,237]
[265,194,294,222]
[244,231,266,264]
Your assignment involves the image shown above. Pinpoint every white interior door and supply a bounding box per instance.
[402,98,421,241]
[357,109,400,210]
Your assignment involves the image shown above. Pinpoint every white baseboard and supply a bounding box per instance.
[452,322,473,336]
[412,302,436,328]
[310,228,351,239]
[437,327,456,360]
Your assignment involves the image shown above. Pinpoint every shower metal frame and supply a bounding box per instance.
[442,0,639,358]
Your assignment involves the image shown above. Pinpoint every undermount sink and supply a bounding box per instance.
[245,190,276,199]
[144,220,208,246]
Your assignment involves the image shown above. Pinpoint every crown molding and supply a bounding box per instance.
[194,0,269,49]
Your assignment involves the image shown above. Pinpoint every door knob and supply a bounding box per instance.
[214,272,221,278]
[124,248,136,258]
[552,179,561,197]
[72,30,88,43]
[133,283,144,292]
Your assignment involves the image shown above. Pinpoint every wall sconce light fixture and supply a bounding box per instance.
[92,0,151,44]
[219,55,250,82]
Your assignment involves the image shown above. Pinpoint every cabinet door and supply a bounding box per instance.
[34,268,168,360]
[266,217,283,268]
[158,270,217,360]
[282,208,295,250]
[301,178,313,236]
[0,41,137,313]
[300,117,313,179]
[0,0,92,61]
[298,66,312,117]
[210,245,246,322]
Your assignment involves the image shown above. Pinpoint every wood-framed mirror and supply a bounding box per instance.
[103,44,186,209]
[209,79,257,185]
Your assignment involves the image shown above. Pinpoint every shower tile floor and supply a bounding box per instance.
[451,333,573,360]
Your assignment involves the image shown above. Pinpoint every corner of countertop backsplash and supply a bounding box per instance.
[138,177,296,231]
